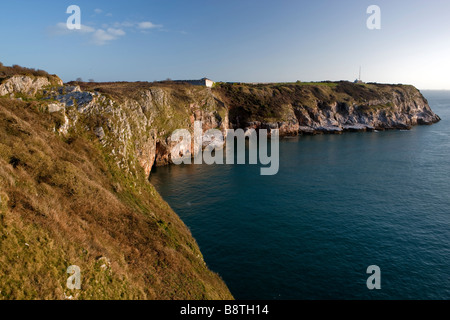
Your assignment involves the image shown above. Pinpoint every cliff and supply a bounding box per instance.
[0,72,232,300]
[70,80,439,175]
[0,67,440,299]
[215,81,440,135]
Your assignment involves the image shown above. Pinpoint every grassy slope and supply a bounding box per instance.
[0,97,232,300]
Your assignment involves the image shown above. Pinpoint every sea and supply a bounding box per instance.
[150,90,450,300]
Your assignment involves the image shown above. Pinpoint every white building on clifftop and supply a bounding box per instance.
[175,78,214,88]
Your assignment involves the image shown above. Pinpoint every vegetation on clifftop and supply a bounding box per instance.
[0,62,61,86]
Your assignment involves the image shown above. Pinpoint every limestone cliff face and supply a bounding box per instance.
[38,82,228,178]
[8,78,439,180]
[292,88,439,133]
[0,75,63,96]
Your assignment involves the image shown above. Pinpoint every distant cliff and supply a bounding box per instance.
[60,80,439,176]
[0,69,440,299]
[215,81,440,135]
[2,74,440,177]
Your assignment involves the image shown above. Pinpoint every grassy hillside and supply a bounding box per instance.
[0,96,232,300]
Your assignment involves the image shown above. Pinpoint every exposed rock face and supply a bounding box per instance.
[216,82,440,136]
[7,77,440,180]
[37,83,229,178]
[138,129,157,177]
[0,75,63,96]
[291,95,439,133]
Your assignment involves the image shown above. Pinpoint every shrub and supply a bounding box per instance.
[0,62,51,79]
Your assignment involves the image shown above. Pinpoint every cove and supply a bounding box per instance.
[150,91,450,300]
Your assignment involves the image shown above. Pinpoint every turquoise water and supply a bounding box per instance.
[150,91,450,300]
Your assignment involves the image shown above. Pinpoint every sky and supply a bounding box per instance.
[1,0,450,89]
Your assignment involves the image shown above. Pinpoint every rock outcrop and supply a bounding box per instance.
[216,82,440,135]
[0,75,63,96]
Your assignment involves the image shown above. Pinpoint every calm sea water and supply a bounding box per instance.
[150,91,450,300]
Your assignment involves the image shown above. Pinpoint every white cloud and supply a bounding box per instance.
[50,22,96,35]
[79,25,96,33]
[50,22,125,45]
[92,28,126,45]
[49,19,162,45]
[137,21,162,30]
[114,21,135,28]
[107,28,126,37]
[92,30,115,45]
[94,8,103,14]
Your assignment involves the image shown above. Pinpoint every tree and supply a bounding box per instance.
[76,77,83,82]
[88,79,95,83]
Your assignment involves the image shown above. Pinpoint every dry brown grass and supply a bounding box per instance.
[70,81,203,102]
[0,97,232,300]
[0,62,50,78]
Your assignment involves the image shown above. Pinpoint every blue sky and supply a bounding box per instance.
[1,0,450,89]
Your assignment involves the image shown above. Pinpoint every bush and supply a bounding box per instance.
[0,62,51,79]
